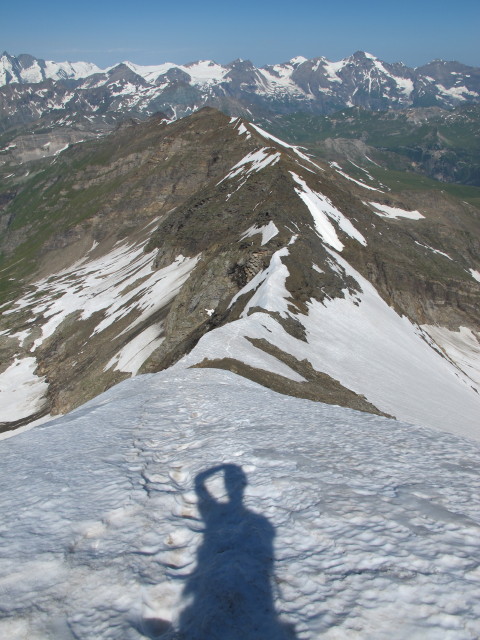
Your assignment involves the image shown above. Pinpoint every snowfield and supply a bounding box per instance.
[0,367,479,639]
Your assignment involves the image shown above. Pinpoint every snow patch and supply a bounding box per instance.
[369,202,425,220]
[0,358,48,422]
[105,325,164,375]
[436,84,478,100]
[289,56,308,65]
[250,123,324,171]
[182,314,305,382]
[469,269,480,283]
[241,222,279,246]
[219,148,280,183]
[330,162,382,191]
[297,251,480,437]
[4,242,199,351]
[290,172,367,250]
[229,247,292,318]
[422,325,480,387]
[415,241,452,260]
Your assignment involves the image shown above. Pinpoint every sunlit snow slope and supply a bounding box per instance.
[0,368,479,639]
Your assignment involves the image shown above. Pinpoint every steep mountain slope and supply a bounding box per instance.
[0,108,479,437]
[1,367,480,639]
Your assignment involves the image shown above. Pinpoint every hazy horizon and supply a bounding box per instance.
[1,0,479,70]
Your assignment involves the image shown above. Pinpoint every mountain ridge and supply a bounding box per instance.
[1,108,479,438]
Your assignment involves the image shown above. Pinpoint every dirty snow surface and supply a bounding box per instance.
[0,368,479,640]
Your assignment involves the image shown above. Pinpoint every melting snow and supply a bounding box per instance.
[415,241,452,260]
[104,325,165,376]
[4,242,198,349]
[1,242,199,421]
[469,269,480,283]
[330,162,381,191]
[241,221,279,246]
[290,172,367,250]
[219,148,280,183]
[53,143,69,156]
[0,358,48,422]
[369,202,425,220]
[250,124,324,171]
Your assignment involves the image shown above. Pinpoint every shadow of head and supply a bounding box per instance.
[221,463,247,504]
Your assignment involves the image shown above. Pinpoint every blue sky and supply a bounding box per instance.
[2,0,479,68]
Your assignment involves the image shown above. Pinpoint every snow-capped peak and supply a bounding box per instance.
[0,52,104,86]
[289,56,308,66]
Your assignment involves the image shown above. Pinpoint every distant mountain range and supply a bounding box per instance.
[1,50,480,133]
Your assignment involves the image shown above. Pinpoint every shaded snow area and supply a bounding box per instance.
[422,325,480,388]
[104,325,165,376]
[0,368,479,639]
[229,247,292,318]
[0,358,48,421]
[296,252,480,438]
[369,202,425,220]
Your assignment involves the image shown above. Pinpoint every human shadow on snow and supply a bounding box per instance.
[140,463,297,639]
